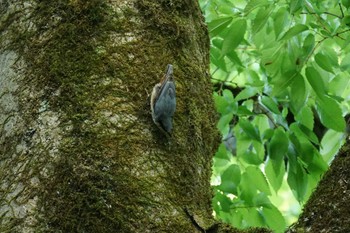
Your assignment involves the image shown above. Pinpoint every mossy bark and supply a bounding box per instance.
[288,137,350,233]
[0,0,220,232]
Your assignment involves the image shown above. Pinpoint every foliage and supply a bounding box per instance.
[200,0,350,232]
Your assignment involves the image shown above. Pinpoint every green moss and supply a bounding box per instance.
[1,0,135,231]
[1,0,219,232]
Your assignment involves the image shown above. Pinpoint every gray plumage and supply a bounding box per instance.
[151,64,176,134]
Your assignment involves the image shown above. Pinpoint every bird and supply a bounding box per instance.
[150,64,176,134]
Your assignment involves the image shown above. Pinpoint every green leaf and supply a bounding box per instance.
[287,153,308,202]
[235,87,259,101]
[329,73,350,97]
[290,73,307,113]
[229,208,245,227]
[321,130,345,163]
[342,0,350,8]
[241,142,265,165]
[298,124,320,145]
[302,34,315,57]
[272,70,299,96]
[340,53,350,71]
[219,164,241,194]
[253,192,272,208]
[214,90,237,115]
[223,89,235,103]
[268,127,288,162]
[307,149,328,176]
[265,157,285,192]
[279,24,308,41]
[295,106,314,130]
[262,205,286,233]
[208,17,233,37]
[242,207,265,227]
[261,96,280,114]
[221,19,247,57]
[244,0,269,15]
[239,118,261,141]
[252,6,273,34]
[210,45,227,71]
[343,15,350,26]
[213,191,232,213]
[217,113,233,135]
[267,128,288,183]
[227,50,243,67]
[246,70,265,87]
[212,37,223,49]
[274,7,289,40]
[290,0,304,13]
[316,95,346,132]
[214,143,230,161]
[315,52,334,73]
[305,66,326,99]
[245,166,271,195]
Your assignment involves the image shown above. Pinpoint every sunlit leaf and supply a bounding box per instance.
[305,66,326,99]
[271,70,298,95]
[214,143,231,161]
[227,50,243,67]
[219,164,241,194]
[213,191,232,213]
[221,19,247,57]
[274,7,289,40]
[295,106,314,130]
[316,95,346,132]
[244,0,269,15]
[239,118,261,141]
[261,96,280,114]
[265,157,285,192]
[279,24,308,41]
[217,113,233,135]
[252,6,273,34]
[210,45,227,71]
[290,73,307,113]
[241,142,264,165]
[208,17,233,37]
[235,87,259,101]
[290,0,303,13]
[302,34,315,58]
[287,152,308,202]
[315,52,334,73]
[262,205,286,232]
[245,166,271,195]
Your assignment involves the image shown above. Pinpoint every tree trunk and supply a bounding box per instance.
[288,137,350,232]
[0,0,220,232]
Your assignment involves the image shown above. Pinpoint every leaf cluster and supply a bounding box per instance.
[200,0,350,232]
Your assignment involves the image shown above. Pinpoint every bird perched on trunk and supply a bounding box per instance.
[150,64,176,135]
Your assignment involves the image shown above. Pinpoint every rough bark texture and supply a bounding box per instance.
[288,136,350,233]
[0,0,220,232]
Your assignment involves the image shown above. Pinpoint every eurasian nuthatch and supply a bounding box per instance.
[150,64,176,134]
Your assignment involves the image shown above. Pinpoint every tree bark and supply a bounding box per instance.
[288,136,350,232]
[0,0,220,232]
